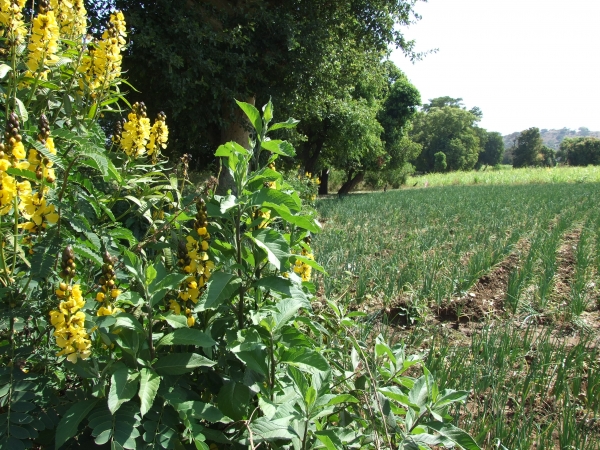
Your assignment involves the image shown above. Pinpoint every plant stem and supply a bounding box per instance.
[236,204,245,329]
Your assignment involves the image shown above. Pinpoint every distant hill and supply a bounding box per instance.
[503,127,600,151]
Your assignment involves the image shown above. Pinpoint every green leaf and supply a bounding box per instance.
[248,416,299,442]
[138,368,160,418]
[262,99,273,125]
[281,348,330,374]
[199,272,240,311]
[159,312,189,329]
[272,297,310,332]
[250,188,301,211]
[260,140,295,157]
[156,328,216,348]
[55,399,98,449]
[215,141,249,158]
[263,202,321,233]
[233,347,269,377]
[6,168,37,182]
[154,353,216,375]
[235,100,262,137]
[249,229,290,271]
[15,98,28,123]
[326,394,360,406]
[31,233,60,280]
[315,430,344,450]
[108,365,139,414]
[72,244,103,267]
[268,118,299,132]
[423,422,481,450]
[217,381,250,421]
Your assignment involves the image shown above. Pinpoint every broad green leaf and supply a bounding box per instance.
[156,328,216,348]
[423,422,481,450]
[263,202,321,233]
[215,141,250,158]
[326,394,360,406]
[217,382,250,421]
[378,386,417,410]
[154,353,216,375]
[159,312,189,329]
[108,227,137,246]
[235,100,262,137]
[108,365,138,414]
[199,272,240,310]
[55,399,98,449]
[234,347,269,376]
[268,118,299,132]
[272,297,310,332]
[260,139,295,157]
[138,368,160,417]
[113,313,145,333]
[433,389,469,409]
[281,348,330,374]
[293,254,326,274]
[315,430,344,450]
[248,416,299,442]
[250,188,301,211]
[249,229,290,271]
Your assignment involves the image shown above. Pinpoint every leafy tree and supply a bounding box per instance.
[513,127,544,168]
[422,96,464,111]
[86,0,425,170]
[410,106,481,172]
[477,131,505,167]
[434,151,447,172]
[560,137,600,165]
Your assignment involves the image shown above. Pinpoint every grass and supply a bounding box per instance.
[405,165,600,188]
[313,178,600,449]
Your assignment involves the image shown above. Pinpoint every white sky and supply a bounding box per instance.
[390,0,600,136]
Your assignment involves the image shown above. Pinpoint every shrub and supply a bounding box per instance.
[0,3,479,449]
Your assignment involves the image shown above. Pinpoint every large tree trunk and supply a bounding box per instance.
[318,168,329,195]
[337,170,365,196]
[216,96,255,195]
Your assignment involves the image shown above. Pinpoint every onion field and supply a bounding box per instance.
[314,182,600,449]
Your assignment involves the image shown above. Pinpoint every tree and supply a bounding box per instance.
[85,0,425,170]
[434,152,447,172]
[410,106,481,172]
[477,131,504,166]
[560,137,600,165]
[422,96,464,111]
[513,127,544,168]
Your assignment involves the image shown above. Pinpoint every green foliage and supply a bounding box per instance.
[477,131,504,167]
[411,106,481,172]
[433,152,447,172]
[560,137,600,166]
[0,6,479,449]
[513,127,544,168]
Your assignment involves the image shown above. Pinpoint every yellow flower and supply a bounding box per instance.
[96,292,105,302]
[169,299,181,315]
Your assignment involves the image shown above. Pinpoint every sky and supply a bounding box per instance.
[390,0,600,136]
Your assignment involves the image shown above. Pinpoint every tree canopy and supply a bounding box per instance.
[410,105,481,172]
[85,0,426,175]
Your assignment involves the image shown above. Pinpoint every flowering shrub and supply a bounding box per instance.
[0,3,480,449]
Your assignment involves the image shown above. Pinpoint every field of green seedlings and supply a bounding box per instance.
[406,165,600,188]
[313,182,600,449]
